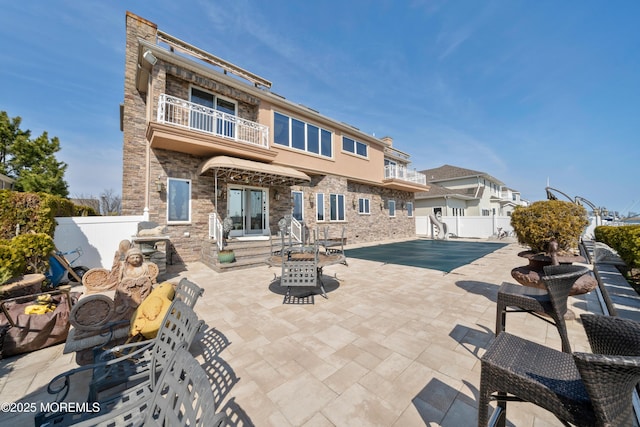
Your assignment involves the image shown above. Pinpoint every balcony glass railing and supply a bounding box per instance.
[156,94,269,148]
[384,164,427,185]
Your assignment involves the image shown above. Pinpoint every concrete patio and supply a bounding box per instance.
[0,239,607,426]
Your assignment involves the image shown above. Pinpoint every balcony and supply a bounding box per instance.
[384,164,427,185]
[382,164,428,192]
[147,94,274,160]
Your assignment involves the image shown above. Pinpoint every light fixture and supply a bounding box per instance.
[352,198,357,209]
[143,50,158,66]
[155,176,165,193]
[273,190,280,201]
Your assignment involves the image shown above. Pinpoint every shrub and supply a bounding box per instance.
[595,225,640,269]
[0,240,26,284]
[511,200,589,254]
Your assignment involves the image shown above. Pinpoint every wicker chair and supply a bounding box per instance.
[495,264,589,353]
[39,299,204,412]
[478,313,640,427]
[37,347,226,427]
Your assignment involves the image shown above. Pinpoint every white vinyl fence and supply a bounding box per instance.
[415,215,514,239]
[54,215,146,269]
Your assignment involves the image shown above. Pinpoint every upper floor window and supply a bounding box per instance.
[358,198,370,214]
[406,202,414,217]
[167,178,191,223]
[190,87,237,137]
[274,112,332,158]
[329,194,345,221]
[342,136,368,157]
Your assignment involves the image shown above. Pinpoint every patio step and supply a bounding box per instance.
[204,237,278,272]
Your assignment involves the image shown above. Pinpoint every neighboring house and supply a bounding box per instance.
[121,12,429,266]
[0,173,14,190]
[414,165,527,218]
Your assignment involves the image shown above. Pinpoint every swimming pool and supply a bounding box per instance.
[344,239,508,273]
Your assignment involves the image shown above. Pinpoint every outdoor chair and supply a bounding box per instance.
[478,313,640,427]
[174,277,205,308]
[495,264,589,353]
[281,241,327,302]
[42,299,204,407]
[36,346,226,427]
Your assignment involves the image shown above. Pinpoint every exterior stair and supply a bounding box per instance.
[203,237,279,273]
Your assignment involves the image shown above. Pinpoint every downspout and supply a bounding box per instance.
[143,61,153,220]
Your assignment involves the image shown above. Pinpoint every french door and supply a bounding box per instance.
[227,186,268,237]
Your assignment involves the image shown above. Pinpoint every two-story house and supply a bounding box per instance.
[414,164,526,218]
[121,12,429,267]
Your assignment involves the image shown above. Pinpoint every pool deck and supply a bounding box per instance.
[0,238,617,426]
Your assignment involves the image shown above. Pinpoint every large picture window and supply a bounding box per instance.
[330,194,345,221]
[273,112,332,158]
[167,178,191,223]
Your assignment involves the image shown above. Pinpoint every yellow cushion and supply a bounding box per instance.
[129,282,175,339]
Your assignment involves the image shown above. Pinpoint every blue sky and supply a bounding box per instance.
[1,1,638,215]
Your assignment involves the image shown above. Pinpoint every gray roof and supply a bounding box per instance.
[419,164,504,186]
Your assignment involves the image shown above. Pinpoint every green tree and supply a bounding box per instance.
[0,111,29,176]
[0,111,69,197]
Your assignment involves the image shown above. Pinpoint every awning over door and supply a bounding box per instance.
[197,156,311,186]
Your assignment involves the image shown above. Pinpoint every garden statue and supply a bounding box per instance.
[111,247,154,322]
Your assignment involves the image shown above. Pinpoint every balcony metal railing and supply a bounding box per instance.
[384,164,427,185]
[157,94,269,148]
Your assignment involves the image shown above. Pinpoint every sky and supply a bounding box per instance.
[1,1,639,215]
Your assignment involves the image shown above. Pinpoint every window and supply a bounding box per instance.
[358,198,370,214]
[190,88,236,137]
[273,112,332,158]
[482,209,490,216]
[406,202,414,217]
[453,208,465,216]
[167,178,191,223]
[292,191,303,221]
[316,193,325,221]
[388,200,396,217]
[342,136,368,157]
[329,194,345,221]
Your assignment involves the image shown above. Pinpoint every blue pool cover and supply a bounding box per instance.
[344,239,508,273]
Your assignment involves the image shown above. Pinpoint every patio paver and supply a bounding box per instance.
[0,239,605,426]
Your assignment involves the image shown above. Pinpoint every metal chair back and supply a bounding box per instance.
[175,278,205,308]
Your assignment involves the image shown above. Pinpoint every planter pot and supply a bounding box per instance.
[0,273,46,299]
[511,251,596,296]
[218,250,235,264]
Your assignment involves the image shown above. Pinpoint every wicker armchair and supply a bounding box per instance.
[478,313,640,426]
[495,264,589,353]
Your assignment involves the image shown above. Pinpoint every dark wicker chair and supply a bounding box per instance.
[478,313,640,427]
[495,264,589,353]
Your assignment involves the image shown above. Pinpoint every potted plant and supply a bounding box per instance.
[0,233,55,298]
[218,217,235,263]
[510,200,594,294]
